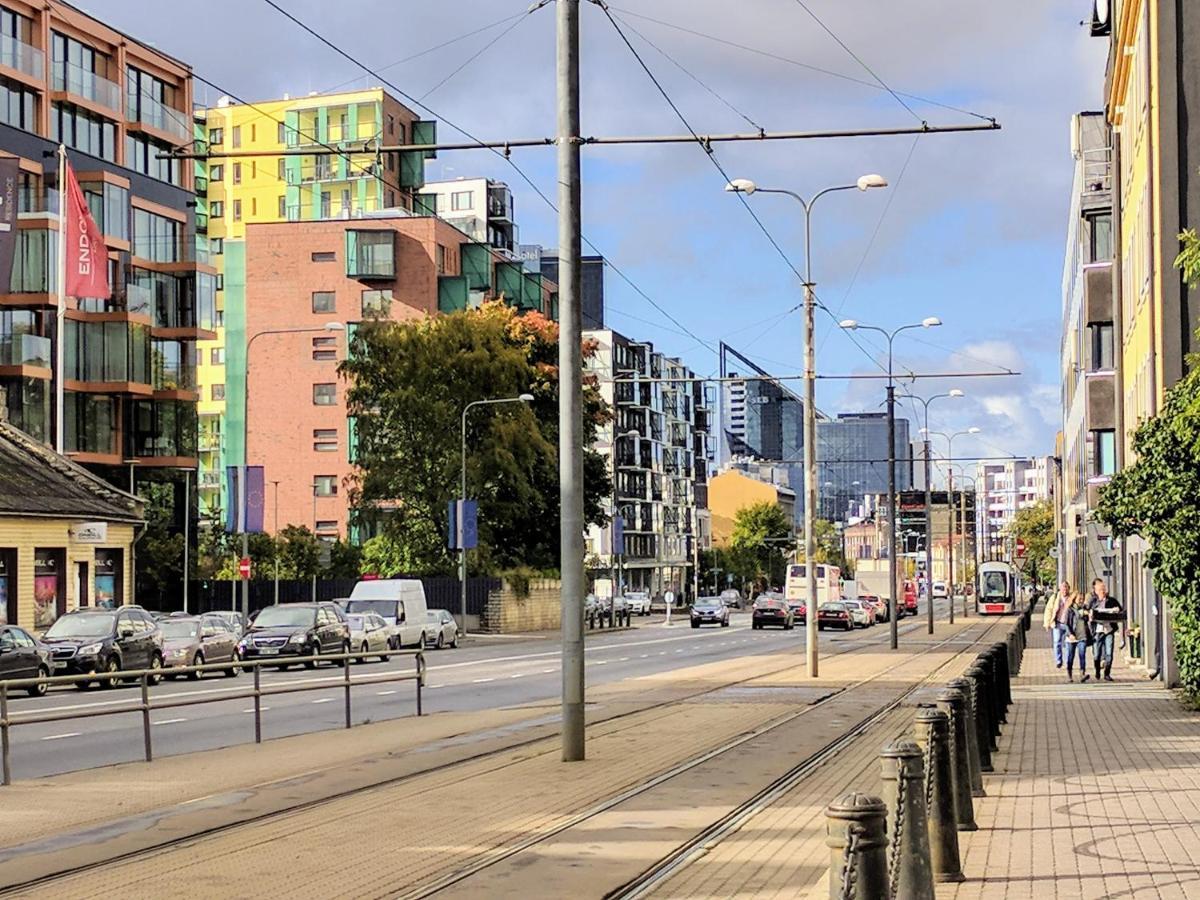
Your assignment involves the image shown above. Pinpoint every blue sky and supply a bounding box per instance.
[95,0,1108,463]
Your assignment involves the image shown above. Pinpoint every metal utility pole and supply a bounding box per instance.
[947,466,955,625]
[271,480,280,606]
[558,0,585,763]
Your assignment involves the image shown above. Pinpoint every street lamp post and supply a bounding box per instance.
[898,389,964,634]
[460,395,534,635]
[243,323,344,620]
[839,317,943,648]
[727,172,887,677]
[922,426,981,624]
[955,470,979,617]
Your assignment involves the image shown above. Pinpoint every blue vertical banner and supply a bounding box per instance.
[612,515,625,557]
[448,499,479,550]
[225,466,266,533]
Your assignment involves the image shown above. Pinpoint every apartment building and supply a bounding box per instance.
[195,88,434,522]
[0,2,205,524]
[584,329,712,599]
[244,215,557,540]
[421,178,518,259]
[975,457,1053,560]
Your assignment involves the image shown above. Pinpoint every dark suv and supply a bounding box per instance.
[40,607,164,690]
[239,602,350,669]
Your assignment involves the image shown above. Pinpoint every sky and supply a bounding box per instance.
[93,0,1108,468]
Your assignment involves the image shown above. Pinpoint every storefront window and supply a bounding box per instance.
[33,547,65,628]
[94,549,122,608]
[0,549,13,625]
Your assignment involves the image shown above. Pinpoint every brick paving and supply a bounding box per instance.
[947,623,1200,900]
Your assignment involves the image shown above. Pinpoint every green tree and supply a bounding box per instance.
[1007,500,1056,585]
[730,501,794,590]
[341,302,611,575]
[135,481,184,604]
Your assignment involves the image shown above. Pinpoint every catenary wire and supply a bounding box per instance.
[418,12,535,102]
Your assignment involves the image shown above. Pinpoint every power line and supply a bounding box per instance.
[418,12,534,102]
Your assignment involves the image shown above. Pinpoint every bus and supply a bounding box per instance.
[786,564,842,609]
[976,561,1018,615]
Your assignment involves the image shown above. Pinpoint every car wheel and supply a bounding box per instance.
[451,631,460,649]
[304,643,320,669]
[224,649,241,678]
[101,656,121,689]
[357,642,369,665]
[147,653,164,686]
[28,665,49,697]
[335,641,350,666]
[436,632,445,650]
[721,619,729,627]
[691,621,699,629]
[188,653,204,681]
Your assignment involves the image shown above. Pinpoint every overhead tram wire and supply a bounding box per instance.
[258,0,726,360]
[417,12,535,103]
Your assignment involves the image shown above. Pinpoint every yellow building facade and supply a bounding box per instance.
[707,470,797,547]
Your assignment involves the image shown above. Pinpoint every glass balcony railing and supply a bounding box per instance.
[0,333,51,367]
[128,91,190,140]
[0,34,44,79]
[52,59,121,113]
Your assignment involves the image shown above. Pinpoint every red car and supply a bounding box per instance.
[903,580,919,616]
[817,602,853,632]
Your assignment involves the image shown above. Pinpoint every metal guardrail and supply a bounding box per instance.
[0,650,426,786]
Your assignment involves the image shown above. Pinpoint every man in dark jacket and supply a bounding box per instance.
[1088,578,1124,682]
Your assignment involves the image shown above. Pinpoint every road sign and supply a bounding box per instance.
[1015,539,1027,558]
[238,557,251,580]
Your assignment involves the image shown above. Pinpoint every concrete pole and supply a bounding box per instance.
[802,218,819,677]
[271,480,280,606]
[558,0,586,762]
[886,383,898,649]
[460,406,468,636]
[924,437,933,635]
[182,468,190,615]
[959,480,969,618]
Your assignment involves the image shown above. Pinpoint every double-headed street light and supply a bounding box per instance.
[838,317,941,649]
[921,426,981,623]
[898,388,964,634]
[726,172,887,678]
[242,322,345,619]
[459,394,534,634]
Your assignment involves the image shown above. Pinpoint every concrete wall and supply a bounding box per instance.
[480,578,562,634]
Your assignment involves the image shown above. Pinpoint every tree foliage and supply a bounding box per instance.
[340,302,611,576]
[1006,500,1056,586]
[1096,360,1200,691]
[729,501,794,590]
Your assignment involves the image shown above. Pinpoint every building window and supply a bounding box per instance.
[232,199,242,221]
[1086,211,1113,263]
[215,274,224,290]
[313,428,337,452]
[277,158,286,182]
[361,289,391,317]
[1093,429,1116,477]
[209,127,223,145]
[346,230,394,277]
[1088,323,1114,371]
[251,198,257,216]
[211,384,225,401]
[250,123,256,143]
[451,191,473,212]
[278,122,287,143]
[232,162,241,184]
[312,336,337,361]
[313,475,338,496]
[212,237,224,254]
[0,75,37,133]
[210,164,223,182]
[313,383,337,405]
[436,244,447,275]
[125,133,179,185]
[312,291,336,313]
[312,251,336,263]
[210,348,225,365]
[315,521,338,536]
[50,101,116,161]
[231,125,241,148]
[387,114,395,136]
[132,207,182,262]
[211,201,223,218]
[278,195,287,218]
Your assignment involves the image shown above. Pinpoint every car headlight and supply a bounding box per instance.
[289,632,309,645]
[78,642,103,656]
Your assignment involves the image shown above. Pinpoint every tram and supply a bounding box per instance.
[976,560,1019,615]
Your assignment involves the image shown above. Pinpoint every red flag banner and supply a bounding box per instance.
[62,156,109,298]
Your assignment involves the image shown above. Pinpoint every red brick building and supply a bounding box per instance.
[243,214,556,539]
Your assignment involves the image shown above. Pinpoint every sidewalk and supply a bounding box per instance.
[947,622,1200,899]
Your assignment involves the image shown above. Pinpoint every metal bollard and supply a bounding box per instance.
[978,651,1005,737]
[825,792,891,900]
[881,740,935,900]
[935,687,977,831]
[913,707,963,883]
[0,683,10,786]
[140,673,153,763]
[992,643,1013,714]
[964,664,995,770]
[948,677,986,797]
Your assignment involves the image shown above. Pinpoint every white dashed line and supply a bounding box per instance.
[155,717,188,725]
[616,657,630,662]
[376,690,397,696]
[472,678,495,684]
[541,668,556,674]
[243,707,269,713]
[41,732,80,741]
[311,698,334,705]
[639,654,649,659]
[509,673,524,679]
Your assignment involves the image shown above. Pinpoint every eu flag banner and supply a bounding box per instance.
[613,515,625,557]
[225,466,266,533]
[448,499,478,550]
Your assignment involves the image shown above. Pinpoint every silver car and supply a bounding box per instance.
[842,599,873,628]
[425,609,460,650]
[160,614,241,678]
[346,613,392,663]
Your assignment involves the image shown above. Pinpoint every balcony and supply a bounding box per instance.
[198,471,222,489]
[345,230,395,279]
[0,33,44,79]
[198,433,221,452]
[52,59,122,114]
[0,333,51,369]
[127,91,191,141]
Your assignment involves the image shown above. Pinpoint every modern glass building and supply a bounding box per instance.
[816,413,913,523]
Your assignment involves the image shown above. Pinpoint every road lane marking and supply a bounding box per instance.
[541,668,556,673]
[472,678,495,684]
[617,657,630,662]
[41,732,80,741]
[243,707,270,713]
[639,654,649,659]
[155,717,188,725]
[376,690,397,696]
[509,674,524,679]
[311,698,334,705]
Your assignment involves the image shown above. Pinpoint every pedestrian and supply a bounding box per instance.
[1064,591,1091,683]
[1088,578,1124,682]
[1043,581,1072,668]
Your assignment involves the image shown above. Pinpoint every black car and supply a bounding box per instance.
[752,596,794,630]
[0,625,53,696]
[238,602,350,669]
[40,607,165,690]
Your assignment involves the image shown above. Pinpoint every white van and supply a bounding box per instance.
[345,579,429,649]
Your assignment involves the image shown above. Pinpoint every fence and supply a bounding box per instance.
[0,649,425,786]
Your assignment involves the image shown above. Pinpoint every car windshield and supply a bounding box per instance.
[345,600,398,618]
[981,572,1009,598]
[161,621,199,639]
[44,613,115,639]
[254,606,315,628]
[694,600,721,609]
[822,603,846,612]
[346,615,366,629]
[754,597,781,608]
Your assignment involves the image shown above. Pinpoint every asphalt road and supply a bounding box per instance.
[1,606,950,780]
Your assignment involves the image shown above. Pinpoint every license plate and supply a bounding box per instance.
[52,662,67,671]
[257,647,280,655]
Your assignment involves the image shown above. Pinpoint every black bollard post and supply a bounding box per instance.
[881,740,935,900]
[964,664,995,771]
[913,707,964,883]
[935,687,978,831]
[825,792,891,900]
[948,676,986,797]
[975,653,1002,746]
[990,644,1012,722]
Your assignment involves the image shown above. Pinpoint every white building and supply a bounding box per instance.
[975,457,1054,560]
[421,177,518,257]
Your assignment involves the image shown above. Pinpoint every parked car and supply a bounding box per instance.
[690,597,730,628]
[786,597,808,624]
[751,595,793,630]
[903,590,919,617]
[817,602,854,631]
[625,592,652,616]
[41,607,165,690]
[0,625,52,696]
[860,594,887,623]
[585,594,602,629]
[160,614,241,679]
[207,610,249,639]
[607,595,632,627]
[344,579,429,649]
[346,612,392,663]
[425,609,460,649]
[842,599,873,628]
[932,581,948,599]
[238,602,350,669]
[719,589,742,609]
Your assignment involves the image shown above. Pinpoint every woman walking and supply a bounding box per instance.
[1064,591,1091,683]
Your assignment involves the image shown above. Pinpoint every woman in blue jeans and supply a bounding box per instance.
[1088,578,1124,682]
[1064,592,1091,682]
